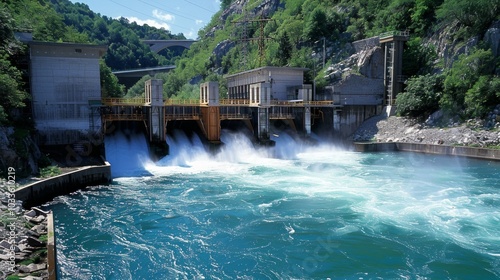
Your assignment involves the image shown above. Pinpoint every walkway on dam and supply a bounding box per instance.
[100,97,340,122]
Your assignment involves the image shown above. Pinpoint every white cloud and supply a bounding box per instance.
[195,20,203,25]
[123,16,171,30]
[152,9,174,22]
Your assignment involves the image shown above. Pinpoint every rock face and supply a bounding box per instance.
[426,20,500,69]
[211,39,235,71]
[484,20,500,57]
[0,127,41,178]
[357,46,384,80]
[323,41,385,105]
[220,0,281,22]
[208,0,282,39]
[353,110,500,147]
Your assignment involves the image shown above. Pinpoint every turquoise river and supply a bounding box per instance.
[46,129,500,279]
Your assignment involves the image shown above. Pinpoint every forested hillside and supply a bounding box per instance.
[162,0,499,121]
[49,0,186,70]
[1,0,500,124]
[1,0,187,122]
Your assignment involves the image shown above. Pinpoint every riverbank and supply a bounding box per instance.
[1,161,111,279]
[354,142,500,161]
[0,186,51,280]
[353,115,500,147]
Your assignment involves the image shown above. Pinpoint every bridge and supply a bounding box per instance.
[97,80,341,146]
[112,39,197,88]
[112,65,176,89]
[142,39,198,53]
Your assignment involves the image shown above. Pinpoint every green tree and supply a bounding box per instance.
[396,74,443,117]
[437,0,500,35]
[221,0,233,10]
[100,60,125,98]
[410,0,443,35]
[403,37,436,76]
[303,7,328,41]
[464,76,500,118]
[277,31,292,66]
[373,0,414,35]
[441,48,497,115]
[0,4,28,123]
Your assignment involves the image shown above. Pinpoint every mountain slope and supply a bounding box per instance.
[165,0,499,120]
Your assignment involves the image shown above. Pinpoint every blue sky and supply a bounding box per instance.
[68,0,221,39]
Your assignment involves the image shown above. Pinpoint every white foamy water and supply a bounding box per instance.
[52,129,500,279]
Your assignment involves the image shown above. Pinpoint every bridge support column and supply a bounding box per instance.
[333,109,341,135]
[252,82,271,143]
[300,85,313,136]
[145,79,165,142]
[199,82,220,143]
[257,107,270,142]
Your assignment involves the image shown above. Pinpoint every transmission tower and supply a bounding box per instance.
[233,13,274,69]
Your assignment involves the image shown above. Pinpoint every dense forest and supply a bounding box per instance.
[1,0,499,125]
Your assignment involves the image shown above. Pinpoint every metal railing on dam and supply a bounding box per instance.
[99,97,340,123]
[102,98,148,106]
[101,98,338,107]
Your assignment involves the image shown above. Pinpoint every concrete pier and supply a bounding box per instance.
[14,162,111,207]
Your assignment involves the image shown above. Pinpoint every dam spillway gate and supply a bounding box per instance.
[98,80,342,147]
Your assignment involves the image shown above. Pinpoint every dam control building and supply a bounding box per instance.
[29,41,107,145]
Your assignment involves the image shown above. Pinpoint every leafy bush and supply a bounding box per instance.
[436,0,500,36]
[40,166,61,178]
[464,76,500,118]
[441,48,497,116]
[396,74,443,117]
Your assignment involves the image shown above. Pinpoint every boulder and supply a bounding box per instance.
[24,209,37,218]
[26,236,45,248]
[484,21,500,57]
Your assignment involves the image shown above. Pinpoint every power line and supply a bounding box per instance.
[137,0,198,22]
[108,0,191,32]
[182,0,217,13]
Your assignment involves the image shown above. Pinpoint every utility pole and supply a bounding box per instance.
[314,37,326,68]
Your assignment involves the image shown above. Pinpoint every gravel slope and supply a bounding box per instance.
[353,115,500,147]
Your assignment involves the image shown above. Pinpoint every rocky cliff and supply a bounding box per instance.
[0,127,41,178]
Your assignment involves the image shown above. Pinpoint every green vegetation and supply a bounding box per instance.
[0,3,29,124]
[18,249,47,266]
[48,0,185,70]
[396,74,443,118]
[1,0,499,123]
[100,60,125,97]
[39,166,61,178]
[39,234,48,242]
[441,48,498,118]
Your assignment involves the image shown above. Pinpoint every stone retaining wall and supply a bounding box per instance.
[354,142,500,161]
[47,211,56,280]
[14,162,111,207]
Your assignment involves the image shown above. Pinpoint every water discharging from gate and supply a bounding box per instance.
[50,129,500,279]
